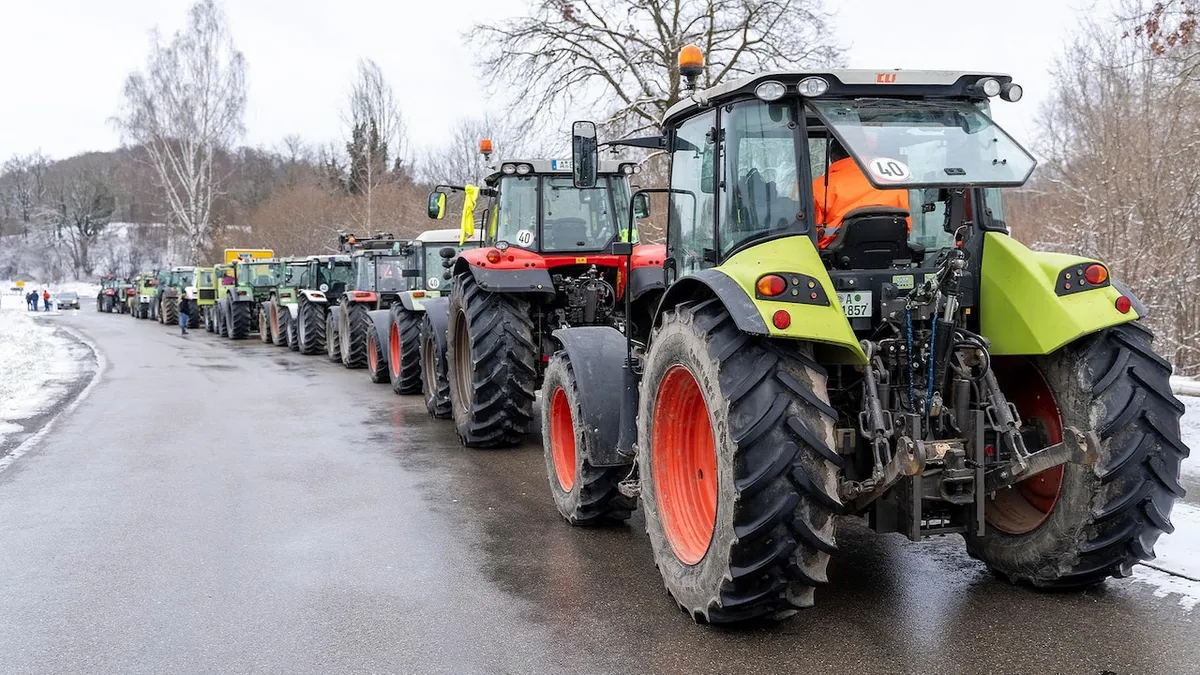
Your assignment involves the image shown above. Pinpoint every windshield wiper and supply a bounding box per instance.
[850,98,965,111]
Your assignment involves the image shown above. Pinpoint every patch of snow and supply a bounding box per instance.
[1155,502,1200,579]
[1172,376,1200,397]
[1180,395,1199,481]
[0,304,83,448]
[1133,567,1200,612]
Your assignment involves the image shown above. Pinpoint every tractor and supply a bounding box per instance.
[154,266,197,327]
[369,228,483,396]
[96,276,129,313]
[194,266,218,332]
[541,53,1190,624]
[288,254,355,355]
[128,272,159,319]
[258,258,308,347]
[329,233,419,370]
[426,157,665,445]
[211,249,275,339]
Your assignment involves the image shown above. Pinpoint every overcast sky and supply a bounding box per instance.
[0,0,1097,161]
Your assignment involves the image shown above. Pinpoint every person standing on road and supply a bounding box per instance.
[178,292,193,335]
[25,290,34,310]
[42,289,51,312]
[31,290,39,311]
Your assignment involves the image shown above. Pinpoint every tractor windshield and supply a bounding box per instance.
[422,243,468,291]
[374,255,416,293]
[493,175,627,252]
[197,269,214,287]
[808,99,1036,188]
[238,263,278,287]
[170,270,195,286]
[315,261,352,294]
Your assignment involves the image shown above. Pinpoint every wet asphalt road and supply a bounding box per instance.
[0,305,1197,675]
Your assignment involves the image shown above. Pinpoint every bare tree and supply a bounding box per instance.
[343,59,405,234]
[471,0,843,135]
[1,152,51,237]
[1028,0,1200,373]
[43,164,116,277]
[419,115,531,185]
[115,0,246,265]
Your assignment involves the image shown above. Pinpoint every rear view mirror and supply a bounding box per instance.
[632,192,651,219]
[428,190,447,220]
[571,121,598,189]
[439,246,456,259]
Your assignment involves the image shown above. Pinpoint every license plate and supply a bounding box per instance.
[837,291,873,319]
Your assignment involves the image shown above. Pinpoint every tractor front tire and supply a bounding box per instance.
[637,299,841,624]
[389,306,422,395]
[966,321,1187,587]
[367,332,390,384]
[297,297,325,355]
[339,303,371,369]
[228,301,251,339]
[542,352,635,525]
[446,273,537,448]
[420,312,451,419]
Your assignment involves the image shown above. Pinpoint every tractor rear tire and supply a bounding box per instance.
[966,321,1187,587]
[420,312,451,419]
[188,311,200,328]
[326,314,341,362]
[216,303,229,338]
[258,306,272,343]
[162,296,179,326]
[367,332,390,384]
[339,303,370,369]
[297,297,325,355]
[205,307,214,333]
[228,301,251,339]
[637,299,841,624]
[272,306,288,347]
[446,272,537,448]
[287,313,300,351]
[389,306,422,395]
[541,352,636,525]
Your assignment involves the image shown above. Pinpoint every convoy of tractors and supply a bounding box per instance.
[103,51,1190,625]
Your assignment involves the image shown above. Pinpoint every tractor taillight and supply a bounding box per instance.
[486,249,502,264]
[756,274,786,297]
[772,310,791,329]
[412,291,425,298]
[1084,264,1108,285]
[1115,295,1132,314]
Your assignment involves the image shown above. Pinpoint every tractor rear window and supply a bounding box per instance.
[238,263,277,286]
[374,256,415,292]
[809,99,1036,188]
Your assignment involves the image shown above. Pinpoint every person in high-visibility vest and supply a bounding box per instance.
[812,140,909,249]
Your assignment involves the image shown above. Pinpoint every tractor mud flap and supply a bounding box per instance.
[423,297,450,354]
[550,326,632,467]
[469,265,556,295]
[629,265,665,301]
[368,309,391,368]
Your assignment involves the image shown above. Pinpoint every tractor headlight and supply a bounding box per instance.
[798,77,829,97]
[1001,82,1023,102]
[515,163,531,175]
[977,77,1001,97]
[501,163,516,175]
[754,80,787,102]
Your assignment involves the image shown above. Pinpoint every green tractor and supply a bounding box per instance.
[211,249,276,339]
[290,254,355,355]
[369,228,483,394]
[194,266,218,332]
[542,59,1189,623]
[259,258,308,347]
[128,272,159,319]
[328,233,419,370]
[154,266,197,327]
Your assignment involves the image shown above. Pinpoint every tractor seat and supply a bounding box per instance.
[823,206,925,270]
[547,217,589,249]
[254,276,274,286]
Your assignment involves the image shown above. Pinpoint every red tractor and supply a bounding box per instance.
[425,158,665,448]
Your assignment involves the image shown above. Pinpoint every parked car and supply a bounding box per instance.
[55,291,80,309]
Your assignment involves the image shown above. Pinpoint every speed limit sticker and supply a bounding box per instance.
[868,157,911,182]
[515,229,535,246]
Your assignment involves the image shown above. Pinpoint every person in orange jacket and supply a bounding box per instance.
[812,140,909,248]
[42,289,51,312]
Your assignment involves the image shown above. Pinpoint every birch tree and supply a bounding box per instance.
[344,59,405,234]
[115,0,246,264]
[471,0,843,135]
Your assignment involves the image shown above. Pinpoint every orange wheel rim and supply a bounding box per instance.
[652,365,717,565]
[989,359,1065,534]
[368,335,377,372]
[549,386,577,491]
[389,322,401,379]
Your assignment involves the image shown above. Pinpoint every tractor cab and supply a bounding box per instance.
[413,227,483,295]
[340,233,420,307]
[298,255,353,300]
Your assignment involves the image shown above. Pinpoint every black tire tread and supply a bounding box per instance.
[420,312,451,419]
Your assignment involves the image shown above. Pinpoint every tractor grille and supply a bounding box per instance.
[199,289,216,300]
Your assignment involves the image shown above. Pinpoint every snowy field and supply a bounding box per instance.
[0,292,95,451]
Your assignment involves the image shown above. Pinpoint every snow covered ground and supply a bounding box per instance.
[0,298,95,452]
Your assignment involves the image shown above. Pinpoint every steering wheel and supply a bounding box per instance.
[546,217,589,247]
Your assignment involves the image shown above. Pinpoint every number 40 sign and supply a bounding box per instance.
[867,157,911,182]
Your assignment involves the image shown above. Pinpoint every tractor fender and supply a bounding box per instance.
[423,297,451,356]
[655,236,866,365]
[629,265,665,302]
[453,255,556,297]
[548,326,632,467]
[299,288,328,303]
[327,304,342,328]
[1111,278,1147,316]
[980,232,1138,355]
[396,292,418,312]
[368,309,392,366]
[259,301,272,317]
[286,302,300,320]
